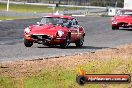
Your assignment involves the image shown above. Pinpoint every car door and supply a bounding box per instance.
[70,19,80,41]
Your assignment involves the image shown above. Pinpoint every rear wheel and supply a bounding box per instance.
[75,36,84,47]
[112,26,119,30]
[60,36,70,49]
[24,39,33,47]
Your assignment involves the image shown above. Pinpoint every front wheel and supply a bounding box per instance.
[112,26,119,30]
[75,36,84,47]
[24,39,33,47]
[60,36,70,49]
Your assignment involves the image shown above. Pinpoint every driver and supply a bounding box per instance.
[63,19,72,27]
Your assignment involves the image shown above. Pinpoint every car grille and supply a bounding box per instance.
[31,35,52,40]
[118,22,128,26]
[118,22,132,27]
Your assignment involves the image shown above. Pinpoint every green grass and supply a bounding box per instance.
[0,77,16,88]
[24,68,101,88]
[0,16,38,20]
[24,58,132,88]
[0,16,28,20]
[0,58,132,88]
[0,3,81,20]
[24,69,75,88]
[81,58,124,74]
[0,3,81,13]
[0,3,54,13]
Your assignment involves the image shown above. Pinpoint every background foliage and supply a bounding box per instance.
[9,0,124,7]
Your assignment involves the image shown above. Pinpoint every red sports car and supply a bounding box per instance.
[111,9,132,30]
[24,15,85,48]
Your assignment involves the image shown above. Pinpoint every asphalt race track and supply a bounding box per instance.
[0,17,132,62]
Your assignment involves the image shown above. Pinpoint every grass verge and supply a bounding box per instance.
[0,3,81,13]
[0,16,38,20]
[0,58,131,88]
[0,77,16,88]
[0,3,81,20]
[0,16,29,20]
[0,58,132,88]
[0,44,132,88]
[23,58,131,88]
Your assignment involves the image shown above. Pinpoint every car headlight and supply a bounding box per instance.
[57,30,64,37]
[111,17,115,21]
[112,21,117,24]
[24,27,30,33]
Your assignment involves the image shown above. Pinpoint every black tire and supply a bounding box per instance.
[24,39,33,47]
[76,75,86,85]
[75,36,84,47]
[60,36,70,49]
[112,26,119,30]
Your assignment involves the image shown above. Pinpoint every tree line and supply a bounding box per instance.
[11,0,124,7]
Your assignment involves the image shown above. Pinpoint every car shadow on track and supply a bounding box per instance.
[121,29,132,31]
[115,28,132,31]
[65,46,109,50]
[37,45,109,50]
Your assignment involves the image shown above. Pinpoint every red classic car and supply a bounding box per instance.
[24,15,85,48]
[111,9,132,30]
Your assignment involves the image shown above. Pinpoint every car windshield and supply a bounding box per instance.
[116,10,132,16]
[40,17,70,26]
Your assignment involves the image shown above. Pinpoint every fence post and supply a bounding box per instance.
[7,0,10,11]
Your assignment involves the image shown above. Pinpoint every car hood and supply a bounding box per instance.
[115,16,132,23]
[30,24,67,36]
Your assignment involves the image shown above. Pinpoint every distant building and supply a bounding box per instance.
[124,0,132,9]
[108,7,117,16]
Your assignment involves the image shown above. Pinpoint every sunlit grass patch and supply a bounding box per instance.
[0,77,16,88]
[81,58,124,74]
